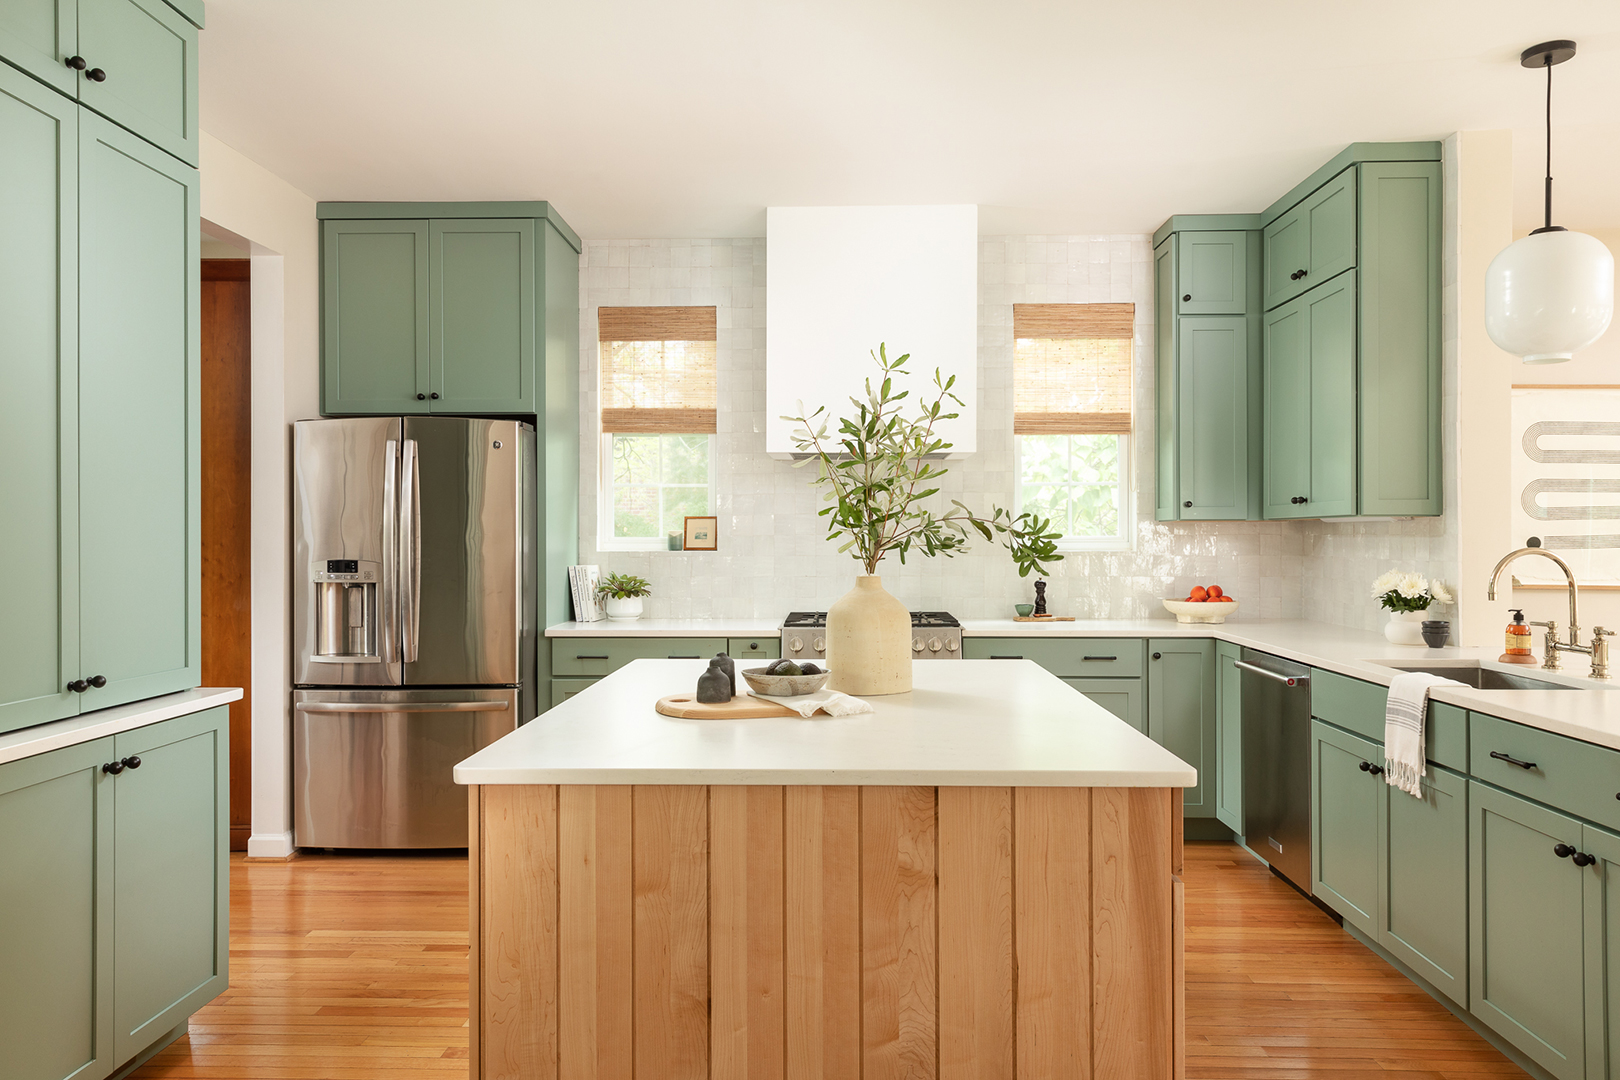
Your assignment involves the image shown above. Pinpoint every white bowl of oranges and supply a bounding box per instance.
[1163,585,1238,624]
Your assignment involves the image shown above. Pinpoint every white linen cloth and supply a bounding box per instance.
[751,688,874,718]
[1383,672,1463,797]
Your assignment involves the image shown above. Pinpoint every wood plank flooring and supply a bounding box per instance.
[130,840,1527,1079]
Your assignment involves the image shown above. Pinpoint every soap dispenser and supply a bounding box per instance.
[1500,608,1538,665]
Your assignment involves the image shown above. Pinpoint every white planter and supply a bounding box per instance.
[1383,608,1429,646]
[825,575,913,696]
[604,596,644,622]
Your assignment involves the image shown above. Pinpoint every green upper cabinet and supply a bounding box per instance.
[1152,218,1261,522]
[77,111,199,711]
[0,0,199,165]
[1147,638,1216,817]
[1262,270,1356,519]
[430,218,536,414]
[322,219,431,415]
[319,203,581,420]
[1176,230,1247,315]
[0,63,79,731]
[1214,641,1243,835]
[1263,168,1356,310]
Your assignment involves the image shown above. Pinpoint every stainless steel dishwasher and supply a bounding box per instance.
[1238,649,1313,891]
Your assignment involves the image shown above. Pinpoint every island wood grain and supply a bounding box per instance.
[783,785,861,1080]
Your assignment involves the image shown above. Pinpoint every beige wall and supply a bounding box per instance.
[199,132,320,859]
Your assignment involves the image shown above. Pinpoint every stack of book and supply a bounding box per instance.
[568,565,604,623]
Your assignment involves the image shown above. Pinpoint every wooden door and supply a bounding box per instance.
[1176,316,1248,520]
[1153,239,1177,521]
[1065,676,1145,733]
[1584,822,1620,1080]
[0,62,80,733]
[1176,230,1247,315]
[77,111,199,710]
[202,259,252,850]
[0,737,116,1080]
[322,218,430,415]
[1469,781,1586,1080]
[1214,642,1243,835]
[1147,639,1216,817]
[0,0,78,95]
[429,217,536,414]
[1379,763,1468,1005]
[112,707,228,1063]
[75,0,197,165]
[1309,721,1380,934]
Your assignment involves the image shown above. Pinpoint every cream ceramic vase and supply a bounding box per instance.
[825,575,913,695]
[1384,608,1428,646]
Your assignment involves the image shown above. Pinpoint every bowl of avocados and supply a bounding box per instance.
[741,660,829,697]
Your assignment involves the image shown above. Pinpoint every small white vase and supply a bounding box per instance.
[1383,609,1428,646]
[825,575,913,696]
[604,596,644,621]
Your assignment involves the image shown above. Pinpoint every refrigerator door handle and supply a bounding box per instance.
[399,438,422,663]
[381,438,400,663]
[295,700,509,714]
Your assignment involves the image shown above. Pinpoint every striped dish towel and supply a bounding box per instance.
[1384,672,1463,797]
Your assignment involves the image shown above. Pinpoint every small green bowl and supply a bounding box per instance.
[1015,604,1034,617]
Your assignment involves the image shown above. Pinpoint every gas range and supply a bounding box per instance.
[780,611,963,661]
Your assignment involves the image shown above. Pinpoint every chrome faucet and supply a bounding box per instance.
[1487,547,1610,679]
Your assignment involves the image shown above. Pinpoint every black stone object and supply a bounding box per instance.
[1421,620,1451,649]
[713,652,736,696]
[1034,580,1047,615]
[696,658,732,704]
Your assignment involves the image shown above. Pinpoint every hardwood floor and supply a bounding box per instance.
[131,841,1526,1079]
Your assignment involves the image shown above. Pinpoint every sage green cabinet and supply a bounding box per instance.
[1262,270,1356,519]
[1215,641,1243,834]
[729,637,781,662]
[551,636,727,679]
[430,218,536,414]
[321,219,430,415]
[1175,316,1251,520]
[551,677,597,708]
[1311,720,1381,933]
[1153,239,1177,521]
[1263,168,1356,310]
[0,0,199,165]
[1584,822,1620,1080]
[1177,230,1248,315]
[1064,676,1145,734]
[1147,638,1216,817]
[1470,780,1587,1080]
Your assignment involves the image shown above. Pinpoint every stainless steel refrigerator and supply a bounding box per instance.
[292,416,535,848]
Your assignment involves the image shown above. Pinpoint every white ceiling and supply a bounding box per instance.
[198,1,1620,239]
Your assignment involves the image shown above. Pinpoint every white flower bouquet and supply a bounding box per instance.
[1371,570,1454,614]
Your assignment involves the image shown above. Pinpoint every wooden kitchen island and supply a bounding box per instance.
[454,659,1196,1080]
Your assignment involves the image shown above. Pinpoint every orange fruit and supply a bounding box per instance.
[1208,585,1224,598]
[1188,586,1208,602]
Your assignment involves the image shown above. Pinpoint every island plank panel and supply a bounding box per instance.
[558,785,633,1080]
[861,786,939,1080]
[1014,786,1092,1079]
[634,785,711,1080]
[938,786,1014,1080]
[481,784,559,1080]
[784,785,862,1080]
[710,785,786,1080]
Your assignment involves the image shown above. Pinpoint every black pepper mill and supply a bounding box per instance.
[1034,580,1047,616]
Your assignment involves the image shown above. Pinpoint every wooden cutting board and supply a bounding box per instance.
[655,694,799,719]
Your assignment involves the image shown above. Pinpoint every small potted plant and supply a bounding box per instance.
[1371,570,1454,645]
[598,572,652,622]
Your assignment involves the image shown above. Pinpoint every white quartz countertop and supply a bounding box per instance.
[455,658,1196,787]
[546,620,782,639]
[0,687,244,767]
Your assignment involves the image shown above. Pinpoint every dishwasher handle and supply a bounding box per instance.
[1234,659,1310,687]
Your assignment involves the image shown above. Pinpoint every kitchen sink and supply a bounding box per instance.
[1375,662,1580,691]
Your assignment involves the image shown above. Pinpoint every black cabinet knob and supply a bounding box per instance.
[1290,496,1308,505]
[1574,852,1598,868]
[122,755,142,771]
[1183,500,1192,508]
[1152,652,1162,661]
[102,760,125,775]
[88,675,106,689]
[1367,763,1385,776]
[1359,761,1371,772]
[68,679,89,693]
[1555,842,1577,859]
[87,67,106,82]
[65,55,87,70]
[1182,294,1191,302]
[416,393,426,400]
[429,392,440,400]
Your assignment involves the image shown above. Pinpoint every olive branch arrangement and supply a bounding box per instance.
[782,344,1063,578]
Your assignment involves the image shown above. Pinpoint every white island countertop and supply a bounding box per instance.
[455,658,1196,787]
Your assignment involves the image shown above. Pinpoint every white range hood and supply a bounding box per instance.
[764,205,978,458]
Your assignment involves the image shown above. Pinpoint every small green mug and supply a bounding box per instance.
[1015,604,1034,617]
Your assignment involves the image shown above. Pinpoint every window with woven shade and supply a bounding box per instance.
[597,306,718,548]
[1013,302,1136,550]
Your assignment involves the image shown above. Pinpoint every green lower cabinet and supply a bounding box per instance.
[552,637,727,678]
[1147,639,1216,817]
[1215,642,1243,834]
[1064,677,1144,734]
[729,637,781,662]
[551,677,598,709]
[1380,763,1468,1005]
[1311,720,1382,933]
[1586,823,1620,1080]
[1470,780,1587,1080]
[111,707,228,1062]
[0,736,116,1080]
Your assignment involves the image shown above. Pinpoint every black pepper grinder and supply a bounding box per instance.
[713,652,736,697]
[696,658,732,703]
[1034,580,1047,616]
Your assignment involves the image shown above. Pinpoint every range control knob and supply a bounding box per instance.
[945,638,958,652]
[928,638,942,652]
[913,637,925,652]
[789,637,803,652]
[812,636,825,652]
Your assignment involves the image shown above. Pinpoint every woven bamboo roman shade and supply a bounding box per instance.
[598,306,718,434]
[1012,303,1135,435]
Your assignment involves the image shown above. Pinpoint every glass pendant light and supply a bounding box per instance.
[1484,40,1614,364]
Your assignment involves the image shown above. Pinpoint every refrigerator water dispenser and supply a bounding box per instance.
[311,559,380,661]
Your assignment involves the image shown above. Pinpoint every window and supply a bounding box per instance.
[1013,303,1135,551]
[598,306,717,548]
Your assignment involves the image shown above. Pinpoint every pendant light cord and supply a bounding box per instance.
[1544,54,1554,231]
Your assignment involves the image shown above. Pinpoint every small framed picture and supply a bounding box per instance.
[684,515,718,551]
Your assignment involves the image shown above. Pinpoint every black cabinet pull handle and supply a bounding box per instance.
[102,760,125,775]
[88,675,106,688]
[429,392,440,400]
[990,655,1023,660]
[1082,655,1118,662]
[87,67,106,82]
[667,655,699,659]
[122,755,142,770]
[1182,294,1191,302]
[416,393,426,400]
[1290,496,1308,505]
[1359,761,1371,772]
[68,679,89,693]
[1555,843,1577,859]
[1152,652,1162,661]
[576,654,609,661]
[1574,852,1598,868]
[1490,750,1537,770]
[1367,763,1385,776]
[65,55,87,70]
